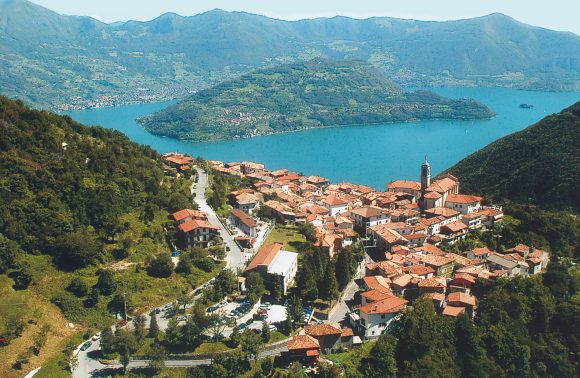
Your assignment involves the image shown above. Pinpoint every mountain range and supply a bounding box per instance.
[1,0,579,109]
[139,59,494,141]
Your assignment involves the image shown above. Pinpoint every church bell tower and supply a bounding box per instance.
[420,156,431,209]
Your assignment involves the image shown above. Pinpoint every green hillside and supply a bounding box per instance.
[0,1,579,109]
[0,96,217,375]
[448,102,580,211]
[139,59,494,141]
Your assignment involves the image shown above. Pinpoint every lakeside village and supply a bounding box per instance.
[163,152,550,365]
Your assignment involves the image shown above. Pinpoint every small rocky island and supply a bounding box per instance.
[139,59,495,141]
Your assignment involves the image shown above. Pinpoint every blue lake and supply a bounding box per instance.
[67,87,579,189]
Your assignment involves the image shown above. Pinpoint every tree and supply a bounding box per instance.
[148,343,167,375]
[84,288,99,308]
[230,325,241,348]
[320,262,339,304]
[246,272,267,303]
[51,232,102,270]
[115,330,139,374]
[335,249,353,289]
[177,294,190,314]
[119,347,131,375]
[147,253,174,278]
[286,295,303,330]
[133,314,146,343]
[240,329,262,361]
[287,361,306,378]
[12,265,33,290]
[100,327,115,356]
[360,333,398,378]
[0,233,19,274]
[96,270,116,296]
[208,312,230,341]
[66,277,88,297]
[298,222,317,243]
[454,314,489,378]
[261,321,271,343]
[149,311,159,339]
[165,317,181,346]
[213,269,238,300]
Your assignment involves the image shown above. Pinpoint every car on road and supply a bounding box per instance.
[239,323,247,330]
[80,341,92,351]
[268,325,277,331]
[91,335,100,341]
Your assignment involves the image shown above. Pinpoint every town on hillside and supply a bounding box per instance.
[162,152,550,365]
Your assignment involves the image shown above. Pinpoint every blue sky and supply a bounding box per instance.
[30,0,580,35]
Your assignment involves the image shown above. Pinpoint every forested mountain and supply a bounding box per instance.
[1,0,579,109]
[0,96,200,374]
[139,59,494,141]
[448,102,580,211]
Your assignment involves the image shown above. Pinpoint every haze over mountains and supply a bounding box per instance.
[1,0,579,109]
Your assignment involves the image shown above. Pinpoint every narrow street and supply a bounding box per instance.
[192,168,247,272]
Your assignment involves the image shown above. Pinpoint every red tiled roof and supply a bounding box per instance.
[288,335,320,350]
[424,207,460,218]
[172,209,207,222]
[442,221,468,233]
[447,292,476,307]
[387,180,421,191]
[358,295,408,315]
[246,243,283,272]
[178,220,219,233]
[446,193,482,204]
[350,206,388,218]
[305,323,342,336]
[361,289,393,302]
[230,209,257,228]
[443,306,466,317]
[322,196,349,206]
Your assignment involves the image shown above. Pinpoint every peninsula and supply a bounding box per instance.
[138,59,494,141]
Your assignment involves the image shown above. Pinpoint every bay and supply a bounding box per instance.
[67,87,580,189]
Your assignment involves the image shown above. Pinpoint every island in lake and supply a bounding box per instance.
[138,59,495,142]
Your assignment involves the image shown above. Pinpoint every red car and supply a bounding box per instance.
[118,319,128,327]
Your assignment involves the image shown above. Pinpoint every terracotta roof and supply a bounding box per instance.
[447,292,476,307]
[387,180,421,191]
[245,243,283,272]
[178,220,220,233]
[361,289,393,302]
[306,349,320,357]
[442,221,468,233]
[443,306,466,317]
[403,233,428,241]
[419,254,454,267]
[403,265,435,276]
[471,247,493,256]
[446,193,483,204]
[424,191,443,199]
[417,277,446,288]
[370,224,407,245]
[426,177,458,194]
[307,175,329,184]
[172,209,208,222]
[350,206,388,218]
[413,244,445,256]
[358,295,408,315]
[230,209,257,228]
[322,196,349,206]
[235,192,259,205]
[288,335,320,350]
[453,273,476,285]
[305,323,342,336]
[362,276,392,293]
[341,328,354,337]
[424,207,460,218]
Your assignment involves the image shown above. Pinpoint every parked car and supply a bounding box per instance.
[268,325,277,331]
[80,341,92,351]
[118,319,127,327]
[91,335,100,341]
[239,323,247,330]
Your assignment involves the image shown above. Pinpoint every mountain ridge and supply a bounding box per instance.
[1,1,579,109]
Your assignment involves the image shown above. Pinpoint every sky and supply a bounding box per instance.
[29,0,580,35]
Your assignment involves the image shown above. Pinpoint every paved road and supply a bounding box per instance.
[327,251,373,324]
[193,168,247,272]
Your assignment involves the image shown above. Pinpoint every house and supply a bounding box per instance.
[467,247,493,261]
[233,192,261,213]
[440,221,469,244]
[349,206,390,235]
[172,209,209,224]
[486,253,520,276]
[355,295,408,339]
[286,335,320,365]
[446,292,477,317]
[306,175,329,187]
[229,209,257,237]
[321,195,349,216]
[417,254,455,278]
[245,243,298,294]
[304,323,351,352]
[461,212,483,230]
[479,207,504,228]
[387,180,422,199]
[178,220,220,247]
[240,161,265,175]
[444,194,482,215]
[442,305,466,317]
[452,273,477,289]
[314,233,343,258]
[369,224,409,253]
[163,153,194,172]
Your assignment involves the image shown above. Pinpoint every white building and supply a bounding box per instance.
[350,206,390,235]
[353,295,408,339]
[320,196,349,216]
[245,243,298,294]
[444,194,482,215]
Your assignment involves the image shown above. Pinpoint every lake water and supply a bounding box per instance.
[67,87,579,189]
